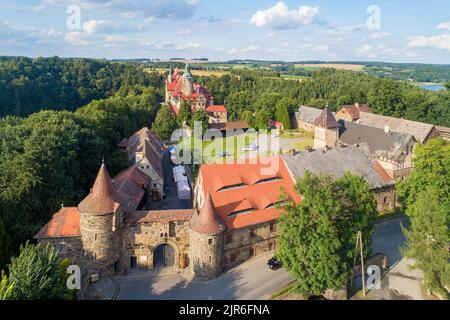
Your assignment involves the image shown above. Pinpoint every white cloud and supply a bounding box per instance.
[64,31,91,46]
[405,51,418,58]
[178,30,192,35]
[241,44,262,52]
[81,19,142,34]
[436,22,450,31]
[250,2,319,30]
[355,44,400,59]
[408,34,450,52]
[370,32,389,39]
[120,11,139,19]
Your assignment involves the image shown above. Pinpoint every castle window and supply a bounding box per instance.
[209,256,212,263]
[269,223,276,233]
[250,228,256,238]
[160,233,164,238]
[169,222,176,237]
[225,234,232,244]
[230,254,237,263]
[249,248,255,257]
[208,238,213,245]
[94,234,97,241]
[384,196,389,204]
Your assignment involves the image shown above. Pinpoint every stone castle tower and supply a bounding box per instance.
[189,193,224,279]
[313,107,340,149]
[78,162,123,280]
[181,63,194,96]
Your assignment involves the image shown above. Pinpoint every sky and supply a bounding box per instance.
[0,0,449,63]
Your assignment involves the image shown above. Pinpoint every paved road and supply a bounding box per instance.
[116,216,408,300]
[146,150,192,210]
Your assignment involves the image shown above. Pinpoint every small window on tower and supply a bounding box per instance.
[208,238,213,245]
[94,234,97,241]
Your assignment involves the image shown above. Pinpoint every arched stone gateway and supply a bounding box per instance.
[153,243,175,268]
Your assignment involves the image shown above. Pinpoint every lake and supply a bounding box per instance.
[419,84,446,91]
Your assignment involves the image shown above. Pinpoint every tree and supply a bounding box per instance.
[179,101,191,126]
[0,219,12,270]
[277,172,378,296]
[397,138,450,209]
[275,98,292,130]
[7,241,71,300]
[0,271,13,300]
[152,105,178,141]
[401,188,450,299]
[255,109,269,130]
[189,110,209,136]
[445,81,450,91]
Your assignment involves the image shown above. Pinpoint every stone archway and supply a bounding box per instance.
[153,243,175,268]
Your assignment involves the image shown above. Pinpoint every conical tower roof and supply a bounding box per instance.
[78,162,122,215]
[313,107,339,129]
[190,193,224,235]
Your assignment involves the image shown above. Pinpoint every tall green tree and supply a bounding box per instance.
[275,98,292,130]
[277,172,378,296]
[152,105,178,141]
[255,109,269,130]
[7,241,71,300]
[190,110,209,136]
[179,101,191,125]
[401,188,450,299]
[0,271,12,300]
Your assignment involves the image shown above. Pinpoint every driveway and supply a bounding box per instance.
[115,216,408,300]
[146,150,192,210]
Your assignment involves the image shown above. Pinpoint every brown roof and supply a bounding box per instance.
[314,107,339,129]
[113,164,151,211]
[206,105,228,113]
[209,120,249,131]
[373,161,394,184]
[125,209,193,224]
[190,193,225,235]
[127,128,163,179]
[34,207,81,239]
[78,163,122,215]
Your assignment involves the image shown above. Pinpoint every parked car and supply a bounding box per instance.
[267,256,282,270]
[242,144,259,151]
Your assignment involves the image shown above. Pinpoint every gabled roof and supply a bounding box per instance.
[338,120,415,161]
[339,103,372,121]
[314,107,339,129]
[190,193,225,235]
[78,163,122,215]
[282,144,394,190]
[125,209,193,224]
[296,106,323,124]
[357,112,434,144]
[206,105,228,113]
[209,120,249,131]
[113,164,151,211]
[34,207,81,239]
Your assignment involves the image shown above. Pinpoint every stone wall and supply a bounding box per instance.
[121,220,190,271]
[189,229,223,279]
[373,187,396,213]
[80,212,121,279]
[296,119,315,132]
[223,220,278,270]
[38,237,83,267]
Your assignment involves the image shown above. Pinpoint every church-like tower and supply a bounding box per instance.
[189,193,224,279]
[181,63,195,96]
[313,107,340,149]
[78,162,124,280]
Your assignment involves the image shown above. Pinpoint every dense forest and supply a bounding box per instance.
[0,56,164,117]
[196,68,450,128]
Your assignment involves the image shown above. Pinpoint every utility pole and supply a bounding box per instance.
[359,231,366,296]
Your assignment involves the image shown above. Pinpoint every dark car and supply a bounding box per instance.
[267,256,282,270]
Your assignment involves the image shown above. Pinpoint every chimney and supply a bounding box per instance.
[384,126,391,134]
[355,102,360,109]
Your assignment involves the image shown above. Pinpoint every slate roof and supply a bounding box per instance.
[282,144,394,190]
[295,106,323,124]
[357,112,434,144]
[338,120,415,162]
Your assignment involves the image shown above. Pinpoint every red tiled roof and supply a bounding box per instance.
[206,105,228,113]
[34,207,81,239]
[125,209,193,224]
[78,163,122,215]
[209,120,250,131]
[341,105,361,121]
[373,161,394,184]
[198,156,301,230]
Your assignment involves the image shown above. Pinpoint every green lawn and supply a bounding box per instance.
[292,139,314,151]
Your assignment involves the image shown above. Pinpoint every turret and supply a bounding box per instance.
[189,193,224,279]
[181,63,194,95]
[313,107,339,149]
[78,162,123,279]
